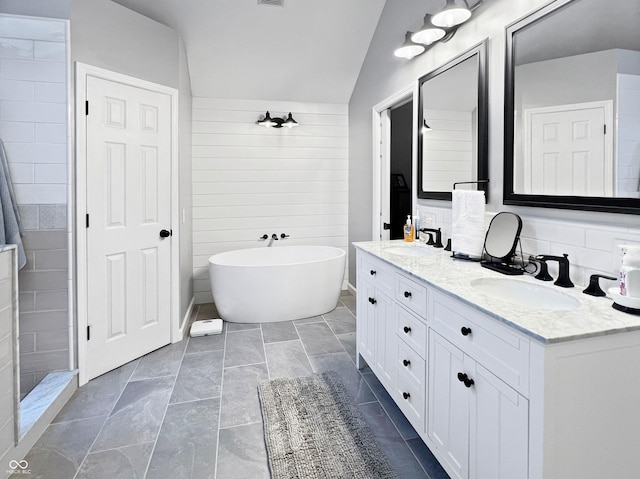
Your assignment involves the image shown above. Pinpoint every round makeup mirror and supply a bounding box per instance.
[483,212,522,260]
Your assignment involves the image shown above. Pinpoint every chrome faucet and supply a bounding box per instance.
[419,228,443,248]
[535,254,574,288]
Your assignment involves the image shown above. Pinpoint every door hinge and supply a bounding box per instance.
[85,100,89,116]
[603,124,607,135]
[87,325,91,341]
[86,213,89,228]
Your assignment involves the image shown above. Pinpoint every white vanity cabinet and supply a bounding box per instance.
[356,253,396,389]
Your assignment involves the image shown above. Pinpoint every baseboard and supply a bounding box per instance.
[176,296,196,341]
[347,282,356,296]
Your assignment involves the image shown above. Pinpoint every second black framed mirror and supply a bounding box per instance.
[417,39,489,200]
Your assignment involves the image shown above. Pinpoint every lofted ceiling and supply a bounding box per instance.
[111,0,387,103]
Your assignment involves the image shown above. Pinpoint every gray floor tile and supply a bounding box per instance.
[19,416,105,479]
[92,376,174,451]
[131,340,187,381]
[186,329,226,354]
[339,293,356,314]
[224,329,265,367]
[260,320,298,343]
[75,442,154,479]
[217,423,269,479]
[170,349,224,404]
[146,398,220,479]
[53,360,138,423]
[226,322,260,331]
[407,438,451,479]
[323,307,357,334]
[295,321,344,356]
[292,315,324,324]
[336,332,357,363]
[358,402,430,478]
[220,363,268,428]
[308,351,376,405]
[264,340,313,379]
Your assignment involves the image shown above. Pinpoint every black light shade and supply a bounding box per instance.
[257,111,300,128]
[282,112,299,129]
[257,111,277,127]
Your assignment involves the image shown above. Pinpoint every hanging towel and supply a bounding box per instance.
[451,189,486,259]
[0,139,26,269]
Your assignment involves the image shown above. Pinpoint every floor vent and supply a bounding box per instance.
[258,0,284,6]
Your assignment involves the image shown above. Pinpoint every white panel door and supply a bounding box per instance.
[85,75,172,380]
[525,101,612,196]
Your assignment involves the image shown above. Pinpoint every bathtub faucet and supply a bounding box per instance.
[268,233,279,247]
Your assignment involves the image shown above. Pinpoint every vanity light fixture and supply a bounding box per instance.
[432,0,472,28]
[396,0,482,60]
[394,31,426,59]
[257,111,300,129]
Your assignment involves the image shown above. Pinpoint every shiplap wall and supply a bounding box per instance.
[192,98,349,304]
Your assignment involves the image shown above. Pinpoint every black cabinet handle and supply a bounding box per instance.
[403,326,411,334]
[403,359,411,367]
[404,291,412,298]
[457,372,474,388]
[370,270,376,276]
[461,326,472,336]
[402,392,410,400]
[368,297,376,305]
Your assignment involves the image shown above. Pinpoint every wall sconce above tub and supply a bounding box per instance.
[394,0,484,60]
[257,111,299,129]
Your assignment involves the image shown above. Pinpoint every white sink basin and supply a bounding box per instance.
[384,245,436,257]
[470,278,581,311]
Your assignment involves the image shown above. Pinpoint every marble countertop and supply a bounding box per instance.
[354,240,640,344]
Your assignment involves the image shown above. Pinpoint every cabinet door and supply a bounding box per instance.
[469,362,529,479]
[357,280,376,367]
[373,289,394,388]
[428,331,469,479]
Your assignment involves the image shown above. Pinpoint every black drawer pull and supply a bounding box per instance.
[403,359,411,367]
[370,270,376,276]
[404,291,412,298]
[461,326,472,336]
[368,297,376,305]
[402,392,410,400]
[457,372,475,388]
[403,326,411,334]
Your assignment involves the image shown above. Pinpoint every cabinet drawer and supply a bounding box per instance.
[396,366,425,432]
[430,290,530,395]
[396,340,425,389]
[396,273,428,318]
[359,253,394,298]
[395,305,427,358]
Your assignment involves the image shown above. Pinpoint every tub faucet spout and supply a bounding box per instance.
[268,233,279,247]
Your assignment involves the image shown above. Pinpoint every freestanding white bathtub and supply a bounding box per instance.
[208,245,346,323]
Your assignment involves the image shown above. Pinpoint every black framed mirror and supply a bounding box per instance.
[418,39,489,200]
[504,0,640,214]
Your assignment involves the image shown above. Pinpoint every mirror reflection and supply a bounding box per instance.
[418,40,488,200]
[505,0,640,213]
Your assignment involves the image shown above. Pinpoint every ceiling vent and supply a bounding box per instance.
[258,0,284,6]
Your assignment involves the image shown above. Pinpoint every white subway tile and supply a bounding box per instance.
[0,101,66,123]
[0,59,65,83]
[0,17,66,42]
[7,163,34,183]
[0,121,35,142]
[35,123,66,144]
[34,164,67,184]
[3,142,67,164]
[0,38,33,59]
[0,79,34,101]
[34,82,66,103]
[33,41,65,62]
[13,184,66,204]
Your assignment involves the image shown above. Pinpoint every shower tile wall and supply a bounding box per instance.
[0,14,69,397]
[192,98,349,303]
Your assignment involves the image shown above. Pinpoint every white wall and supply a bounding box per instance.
[192,98,349,303]
[349,0,640,287]
[617,73,640,198]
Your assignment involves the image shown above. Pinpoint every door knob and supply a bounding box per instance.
[160,229,172,238]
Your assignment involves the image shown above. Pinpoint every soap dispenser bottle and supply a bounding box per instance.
[404,215,414,243]
[620,245,640,298]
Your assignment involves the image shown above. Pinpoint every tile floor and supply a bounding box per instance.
[15,292,450,479]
